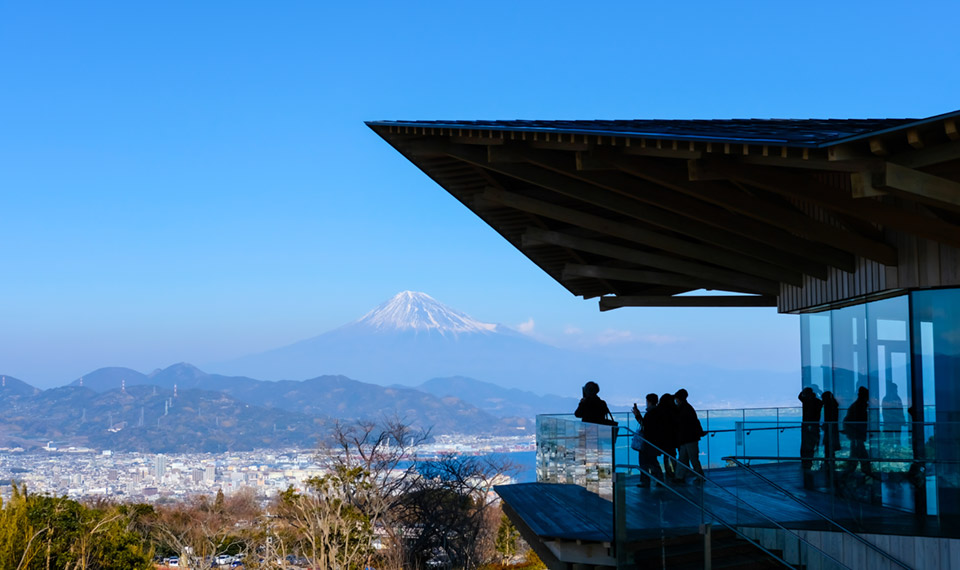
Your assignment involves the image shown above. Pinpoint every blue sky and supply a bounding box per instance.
[1,2,957,388]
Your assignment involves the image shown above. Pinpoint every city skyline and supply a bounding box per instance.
[2,2,958,387]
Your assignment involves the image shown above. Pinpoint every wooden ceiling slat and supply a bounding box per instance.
[482,186,803,286]
[696,158,960,249]
[467,148,835,276]
[563,263,764,295]
[611,155,898,265]
[522,228,780,296]
[599,295,777,310]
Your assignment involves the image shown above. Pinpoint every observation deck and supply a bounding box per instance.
[495,410,957,569]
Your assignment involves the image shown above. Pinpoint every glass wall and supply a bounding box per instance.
[911,289,960,522]
[801,290,960,519]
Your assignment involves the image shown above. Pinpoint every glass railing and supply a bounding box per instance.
[728,419,960,530]
[614,431,852,569]
[724,458,913,569]
[536,413,617,499]
[536,409,960,565]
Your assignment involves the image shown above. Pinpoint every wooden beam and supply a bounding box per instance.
[946,119,959,141]
[467,153,833,277]
[850,171,887,198]
[450,135,504,145]
[907,128,924,149]
[869,137,890,156]
[480,186,803,286]
[610,155,898,265]
[620,145,702,160]
[878,162,960,211]
[523,228,781,295]
[692,158,960,250]
[493,146,855,274]
[889,139,960,169]
[563,263,767,295]
[599,294,777,310]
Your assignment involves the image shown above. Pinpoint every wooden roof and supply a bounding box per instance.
[367,111,960,312]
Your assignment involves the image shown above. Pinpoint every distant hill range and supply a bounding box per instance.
[211,291,795,405]
[0,365,533,453]
[415,376,579,419]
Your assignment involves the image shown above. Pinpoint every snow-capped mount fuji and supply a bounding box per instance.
[209,290,588,392]
[209,291,795,403]
[346,291,500,336]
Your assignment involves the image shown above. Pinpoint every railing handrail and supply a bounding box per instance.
[724,455,957,465]
[723,457,913,570]
[616,427,849,570]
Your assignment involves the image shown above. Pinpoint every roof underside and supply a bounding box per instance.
[369,111,960,311]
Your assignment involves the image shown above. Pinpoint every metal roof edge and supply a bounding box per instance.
[366,120,801,146]
[816,109,960,148]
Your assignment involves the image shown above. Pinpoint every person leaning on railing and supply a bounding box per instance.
[574,381,615,425]
[674,388,706,484]
[632,393,665,487]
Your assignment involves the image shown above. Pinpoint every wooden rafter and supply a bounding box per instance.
[877,162,960,211]
[462,148,833,277]
[488,145,854,274]
[599,294,777,310]
[692,158,960,250]
[521,228,781,296]
[479,186,803,285]
[606,154,899,265]
[562,263,764,295]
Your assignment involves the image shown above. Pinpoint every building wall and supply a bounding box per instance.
[779,234,960,314]
[741,526,960,570]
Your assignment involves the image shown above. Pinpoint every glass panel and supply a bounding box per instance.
[802,312,833,394]
[911,289,960,523]
[866,296,912,510]
[831,304,867,410]
[614,431,862,570]
[535,414,615,499]
[701,408,742,469]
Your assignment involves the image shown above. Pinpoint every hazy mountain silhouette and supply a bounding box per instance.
[61,363,529,436]
[416,376,582,418]
[67,367,149,392]
[0,374,40,399]
[0,383,328,452]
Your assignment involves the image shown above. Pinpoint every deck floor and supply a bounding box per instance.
[496,463,936,545]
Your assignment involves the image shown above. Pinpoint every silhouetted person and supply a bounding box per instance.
[659,393,679,480]
[821,391,841,465]
[799,387,823,488]
[674,388,706,483]
[882,383,906,448]
[633,393,664,487]
[574,381,612,425]
[843,386,873,477]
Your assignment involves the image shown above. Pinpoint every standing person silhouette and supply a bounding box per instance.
[674,389,706,484]
[821,391,841,478]
[843,386,873,477]
[632,393,664,487]
[574,381,612,425]
[799,387,823,489]
[659,393,679,480]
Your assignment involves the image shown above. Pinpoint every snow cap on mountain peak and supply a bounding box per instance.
[352,291,498,335]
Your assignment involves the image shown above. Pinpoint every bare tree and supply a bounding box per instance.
[271,416,428,569]
[392,453,516,569]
